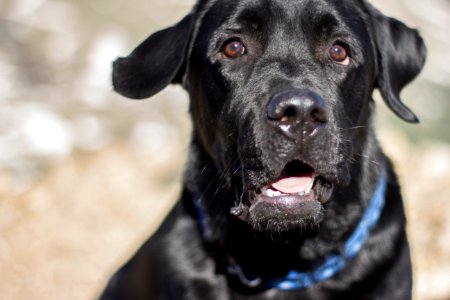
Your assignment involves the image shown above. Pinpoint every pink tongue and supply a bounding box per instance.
[271,174,314,194]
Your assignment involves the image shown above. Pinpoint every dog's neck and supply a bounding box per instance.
[184,131,387,290]
[187,173,387,291]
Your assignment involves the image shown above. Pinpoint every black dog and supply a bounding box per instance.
[100,0,426,299]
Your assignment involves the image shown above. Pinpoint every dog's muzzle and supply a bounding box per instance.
[230,90,335,230]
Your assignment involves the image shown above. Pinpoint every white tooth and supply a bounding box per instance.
[264,188,275,197]
[263,188,285,197]
[305,177,315,194]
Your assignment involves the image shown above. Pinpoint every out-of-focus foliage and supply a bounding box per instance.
[0,0,448,299]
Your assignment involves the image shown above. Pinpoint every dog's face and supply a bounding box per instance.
[187,0,379,231]
[113,0,425,232]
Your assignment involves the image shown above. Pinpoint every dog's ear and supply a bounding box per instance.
[366,3,426,123]
[112,14,195,99]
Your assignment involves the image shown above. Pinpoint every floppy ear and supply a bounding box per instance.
[366,4,427,123]
[112,14,195,99]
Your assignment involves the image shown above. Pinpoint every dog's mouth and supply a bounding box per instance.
[254,161,333,204]
[234,161,334,231]
[257,162,316,201]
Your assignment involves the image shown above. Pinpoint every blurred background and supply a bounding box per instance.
[0,0,448,299]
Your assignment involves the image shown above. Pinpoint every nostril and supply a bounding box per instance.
[310,107,327,123]
[267,98,303,122]
[282,106,297,122]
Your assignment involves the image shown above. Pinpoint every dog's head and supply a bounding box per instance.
[113,0,426,232]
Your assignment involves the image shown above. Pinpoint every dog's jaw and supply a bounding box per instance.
[232,160,335,232]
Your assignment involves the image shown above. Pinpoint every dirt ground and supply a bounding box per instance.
[0,143,185,299]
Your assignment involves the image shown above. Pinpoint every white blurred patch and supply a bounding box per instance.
[419,143,450,177]
[0,104,74,164]
[73,114,111,151]
[128,121,180,165]
[22,109,74,158]
[81,28,129,108]
[7,0,46,20]
[0,53,17,102]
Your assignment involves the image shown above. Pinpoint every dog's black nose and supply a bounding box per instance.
[267,89,327,138]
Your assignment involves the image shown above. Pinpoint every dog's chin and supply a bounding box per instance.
[248,193,324,232]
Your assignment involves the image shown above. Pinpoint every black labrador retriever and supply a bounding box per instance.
[100,0,426,299]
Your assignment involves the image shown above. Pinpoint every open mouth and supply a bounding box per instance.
[259,162,316,199]
[253,161,333,204]
[237,161,334,231]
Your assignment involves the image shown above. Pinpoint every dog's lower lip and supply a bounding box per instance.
[257,191,316,204]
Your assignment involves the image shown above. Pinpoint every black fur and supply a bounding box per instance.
[100,0,426,299]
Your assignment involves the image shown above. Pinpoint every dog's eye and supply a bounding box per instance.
[222,40,246,59]
[329,44,350,65]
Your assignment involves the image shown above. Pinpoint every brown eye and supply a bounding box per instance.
[222,40,246,59]
[329,44,350,65]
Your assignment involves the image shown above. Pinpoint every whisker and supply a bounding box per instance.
[337,125,367,131]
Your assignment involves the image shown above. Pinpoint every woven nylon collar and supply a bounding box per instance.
[194,173,387,291]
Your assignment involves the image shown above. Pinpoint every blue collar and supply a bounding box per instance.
[194,173,387,291]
